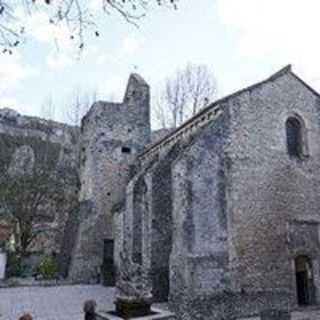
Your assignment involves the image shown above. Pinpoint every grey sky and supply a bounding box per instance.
[1,0,319,127]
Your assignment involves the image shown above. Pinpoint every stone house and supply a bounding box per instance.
[2,65,320,319]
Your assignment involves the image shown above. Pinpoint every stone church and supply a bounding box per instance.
[70,65,320,319]
[1,65,320,319]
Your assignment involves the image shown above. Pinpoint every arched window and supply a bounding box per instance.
[286,117,305,158]
[295,255,315,306]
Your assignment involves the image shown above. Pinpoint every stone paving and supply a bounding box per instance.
[2,284,320,320]
[0,285,116,320]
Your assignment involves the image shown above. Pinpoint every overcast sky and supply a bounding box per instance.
[1,0,320,126]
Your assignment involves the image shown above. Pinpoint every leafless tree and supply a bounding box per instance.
[41,95,56,121]
[154,71,187,129]
[153,63,217,129]
[0,0,180,51]
[0,122,79,257]
[64,89,96,126]
[184,64,217,116]
[0,165,68,256]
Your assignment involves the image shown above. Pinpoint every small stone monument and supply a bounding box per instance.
[19,314,33,320]
[114,252,152,318]
[96,251,176,319]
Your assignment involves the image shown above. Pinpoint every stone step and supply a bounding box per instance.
[96,308,176,320]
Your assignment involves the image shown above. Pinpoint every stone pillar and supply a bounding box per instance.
[114,172,153,318]
[0,250,7,280]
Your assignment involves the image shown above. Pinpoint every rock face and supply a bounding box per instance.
[8,145,35,174]
[0,109,79,270]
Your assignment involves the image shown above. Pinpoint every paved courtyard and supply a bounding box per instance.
[1,284,320,320]
[0,285,116,320]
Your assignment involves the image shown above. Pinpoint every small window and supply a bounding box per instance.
[122,147,131,154]
[286,116,306,158]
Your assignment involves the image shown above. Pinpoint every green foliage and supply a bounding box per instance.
[6,252,23,278]
[38,255,59,280]
[0,240,6,249]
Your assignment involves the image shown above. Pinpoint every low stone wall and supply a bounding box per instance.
[237,308,320,320]
[291,308,320,320]
[0,277,74,288]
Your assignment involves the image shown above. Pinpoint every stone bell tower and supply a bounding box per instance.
[69,73,151,283]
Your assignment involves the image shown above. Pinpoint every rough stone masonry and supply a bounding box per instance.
[111,66,320,320]
[2,66,320,320]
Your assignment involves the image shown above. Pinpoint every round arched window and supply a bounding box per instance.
[286,117,305,158]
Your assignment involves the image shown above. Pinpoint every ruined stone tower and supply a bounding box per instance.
[69,74,151,282]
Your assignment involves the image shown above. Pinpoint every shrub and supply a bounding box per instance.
[38,255,59,280]
[6,252,23,278]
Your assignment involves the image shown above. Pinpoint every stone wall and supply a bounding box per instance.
[170,113,230,320]
[226,71,320,313]
[146,143,186,302]
[113,202,125,281]
[165,69,320,319]
[117,68,320,320]
[116,130,209,303]
[69,74,151,283]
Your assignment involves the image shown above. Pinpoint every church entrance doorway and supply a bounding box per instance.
[102,239,115,286]
[295,255,314,306]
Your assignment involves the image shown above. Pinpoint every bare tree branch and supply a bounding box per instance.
[153,63,217,129]
[0,138,78,256]
[0,0,180,51]
[64,88,96,126]
[41,95,56,120]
